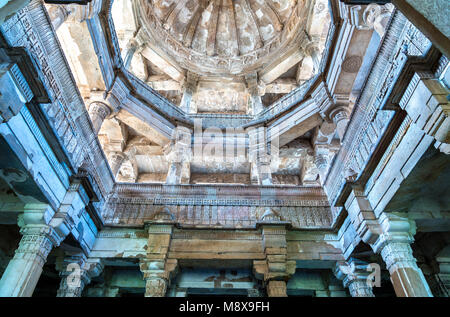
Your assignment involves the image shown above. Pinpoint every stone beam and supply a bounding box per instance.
[259,47,303,85]
[265,79,298,94]
[115,110,170,146]
[147,75,181,91]
[141,46,185,82]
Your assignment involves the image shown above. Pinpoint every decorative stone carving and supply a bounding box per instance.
[56,255,103,297]
[0,222,64,297]
[342,55,363,74]
[140,224,178,297]
[335,259,375,297]
[247,126,273,185]
[88,102,111,135]
[266,280,287,297]
[329,106,350,141]
[344,190,433,297]
[349,3,395,37]
[164,126,192,184]
[107,151,126,178]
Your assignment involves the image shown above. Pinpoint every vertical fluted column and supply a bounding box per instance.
[335,259,375,297]
[0,224,63,297]
[88,102,111,135]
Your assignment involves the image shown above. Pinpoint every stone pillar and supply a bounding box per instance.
[164,127,192,185]
[306,43,321,74]
[248,126,272,185]
[372,214,433,297]
[88,102,111,135]
[267,281,287,297]
[56,255,103,297]
[140,223,178,297]
[246,74,265,115]
[335,259,375,297]
[254,222,295,297]
[179,73,198,113]
[123,39,139,69]
[329,106,350,141]
[344,187,433,297]
[314,152,329,184]
[108,151,126,178]
[0,223,63,297]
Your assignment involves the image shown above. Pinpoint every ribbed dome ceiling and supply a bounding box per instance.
[151,0,297,57]
[136,0,312,76]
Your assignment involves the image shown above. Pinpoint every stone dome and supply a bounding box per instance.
[135,0,315,76]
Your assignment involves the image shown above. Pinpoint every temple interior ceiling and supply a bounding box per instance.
[111,0,331,113]
[50,0,369,186]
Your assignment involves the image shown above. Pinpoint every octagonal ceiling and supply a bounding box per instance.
[111,0,331,113]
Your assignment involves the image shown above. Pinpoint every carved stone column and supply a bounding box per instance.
[314,152,329,184]
[108,151,126,178]
[306,43,321,74]
[335,259,375,297]
[56,255,103,297]
[344,188,433,297]
[0,223,64,297]
[372,214,433,297]
[254,221,295,297]
[88,102,111,135]
[164,127,192,185]
[329,106,350,141]
[246,74,265,115]
[267,281,288,297]
[140,223,178,297]
[248,126,273,185]
[179,73,198,113]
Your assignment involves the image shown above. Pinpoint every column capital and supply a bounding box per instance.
[335,259,375,297]
[18,224,64,258]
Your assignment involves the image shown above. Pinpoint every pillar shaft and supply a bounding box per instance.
[0,225,62,297]
[267,280,287,297]
[88,102,111,135]
[56,256,103,297]
[108,151,126,177]
[378,240,433,297]
[164,127,192,185]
